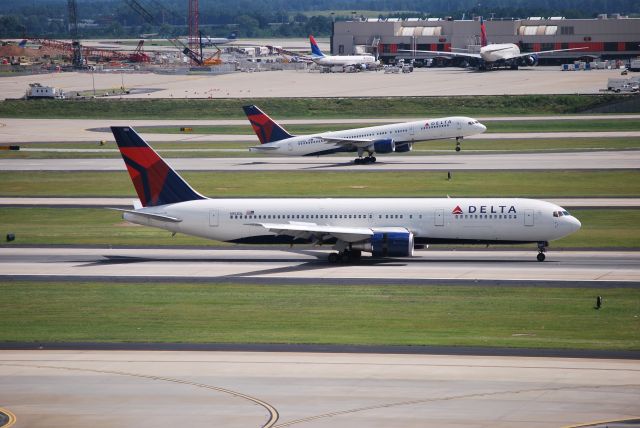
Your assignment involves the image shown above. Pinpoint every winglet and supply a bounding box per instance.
[111,126,206,207]
[309,35,324,57]
[242,105,294,144]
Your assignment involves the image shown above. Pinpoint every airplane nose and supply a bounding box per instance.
[478,123,487,133]
[571,216,582,232]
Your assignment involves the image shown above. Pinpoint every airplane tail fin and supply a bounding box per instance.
[309,35,324,57]
[242,105,294,144]
[111,127,205,207]
[480,17,488,47]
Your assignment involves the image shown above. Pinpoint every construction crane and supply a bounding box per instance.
[123,0,209,66]
[67,0,83,68]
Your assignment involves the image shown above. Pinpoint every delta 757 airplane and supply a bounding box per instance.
[403,18,586,70]
[110,126,581,263]
[244,105,487,164]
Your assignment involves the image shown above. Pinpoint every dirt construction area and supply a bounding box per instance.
[0,66,624,100]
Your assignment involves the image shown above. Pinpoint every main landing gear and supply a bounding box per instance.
[536,241,548,262]
[328,249,362,263]
[455,137,462,152]
[354,156,376,165]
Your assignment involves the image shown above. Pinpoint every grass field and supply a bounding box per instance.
[0,95,632,119]
[1,207,638,248]
[0,282,637,350]
[1,170,638,198]
[134,119,640,135]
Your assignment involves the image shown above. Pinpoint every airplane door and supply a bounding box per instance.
[456,120,462,131]
[524,209,534,226]
[209,209,219,227]
[288,141,293,151]
[435,209,444,226]
[410,124,415,140]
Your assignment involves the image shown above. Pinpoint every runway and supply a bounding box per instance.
[2,247,639,285]
[0,350,638,428]
[1,115,638,143]
[1,150,638,171]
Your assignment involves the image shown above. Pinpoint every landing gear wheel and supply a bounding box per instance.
[370,156,376,163]
[328,253,340,263]
[455,146,461,152]
[455,137,462,152]
[354,158,362,165]
[537,252,546,262]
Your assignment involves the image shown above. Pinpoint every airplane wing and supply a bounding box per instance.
[247,222,374,243]
[398,49,482,59]
[267,45,313,62]
[510,46,588,59]
[317,135,375,148]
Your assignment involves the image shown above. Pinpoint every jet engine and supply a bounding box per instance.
[524,54,538,66]
[372,139,395,154]
[351,231,414,257]
[395,143,413,153]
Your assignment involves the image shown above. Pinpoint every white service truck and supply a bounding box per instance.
[607,78,639,93]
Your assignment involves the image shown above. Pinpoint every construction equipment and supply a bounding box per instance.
[67,0,83,68]
[129,40,151,63]
[124,0,204,66]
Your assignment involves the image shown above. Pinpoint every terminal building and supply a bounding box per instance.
[332,15,640,65]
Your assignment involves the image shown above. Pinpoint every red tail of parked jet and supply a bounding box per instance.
[480,17,488,47]
[111,126,205,207]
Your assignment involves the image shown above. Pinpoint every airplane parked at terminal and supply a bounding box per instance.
[110,126,581,263]
[309,35,379,69]
[403,18,587,70]
[268,36,378,70]
[243,105,487,163]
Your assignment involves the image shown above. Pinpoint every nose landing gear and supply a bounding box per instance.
[455,137,462,152]
[536,241,548,262]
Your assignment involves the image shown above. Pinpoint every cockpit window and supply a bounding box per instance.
[562,210,570,216]
[553,210,571,217]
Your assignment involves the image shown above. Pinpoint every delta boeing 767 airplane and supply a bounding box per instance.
[244,105,487,164]
[110,126,581,262]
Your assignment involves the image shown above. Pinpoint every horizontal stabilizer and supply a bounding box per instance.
[108,208,182,223]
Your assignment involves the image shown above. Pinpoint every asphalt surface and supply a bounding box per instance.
[2,247,638,286]
[0,66,624,100]
[2,150,638,171]
[1,350,638,428]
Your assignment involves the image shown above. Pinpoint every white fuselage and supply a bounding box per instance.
[252,117,486,156]
[312,55,377,67]
[480,43,521,63]
[124,197,580,246]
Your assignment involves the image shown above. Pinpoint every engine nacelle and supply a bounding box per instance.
[395,143,413,153]
[372,139,395,154]
[352,231,414,257]
[524,55,538,66]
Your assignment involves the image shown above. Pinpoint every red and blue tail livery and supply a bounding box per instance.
[242,105,294,144]
[309,35,324,57]
[111,126,205,207]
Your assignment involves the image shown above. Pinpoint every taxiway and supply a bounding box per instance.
[0,350,638,428]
